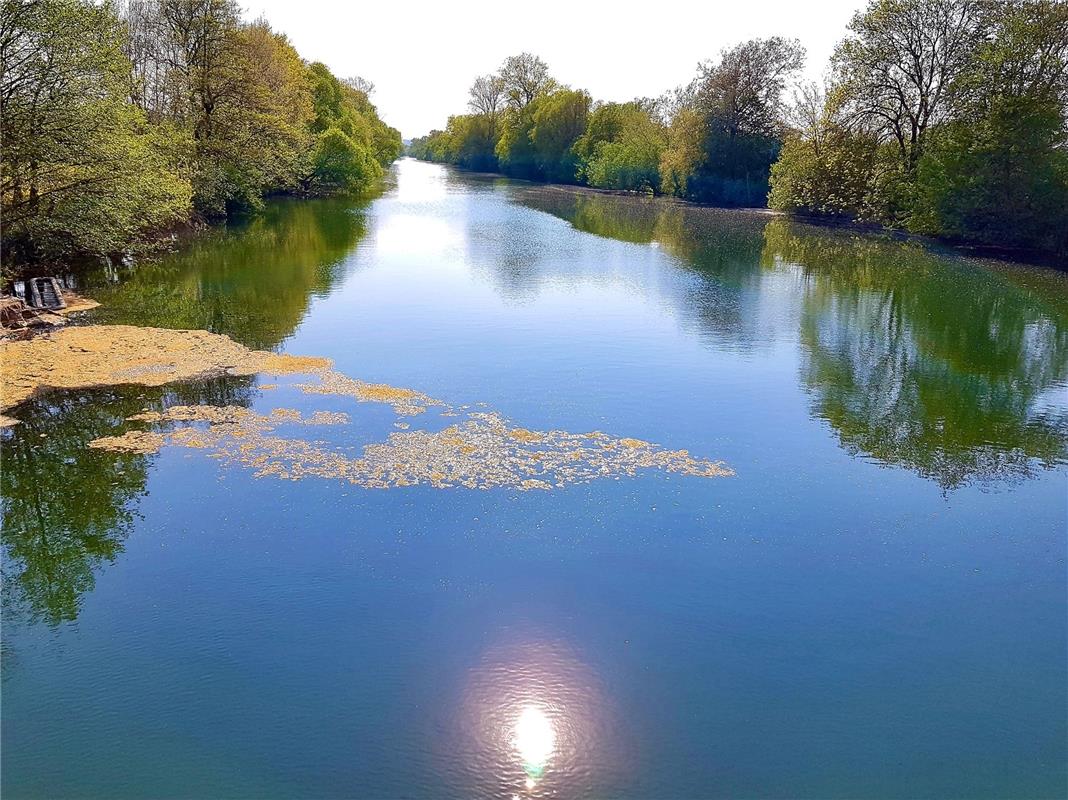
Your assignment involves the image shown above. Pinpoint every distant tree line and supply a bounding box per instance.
[1,0,402,266]
[409,0,1067,257]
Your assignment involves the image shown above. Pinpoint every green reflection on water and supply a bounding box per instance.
[764,219,1068,489]
[3,177,1067,627]
[517,188,1068,489]
[1,378,255,626]
[79,197,370,350]
[3,197,373,625]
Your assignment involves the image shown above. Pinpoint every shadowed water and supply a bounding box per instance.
[2,159,1066,799]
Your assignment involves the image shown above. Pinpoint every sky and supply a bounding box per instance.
[241,0,863,139]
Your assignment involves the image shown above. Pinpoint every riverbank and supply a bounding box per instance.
[415,158,1068,270]
[0,325,329,424]
[0,291,101,338]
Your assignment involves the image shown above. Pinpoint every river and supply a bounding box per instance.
[2,158,1066,798]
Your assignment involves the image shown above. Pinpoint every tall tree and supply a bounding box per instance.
[911,0,1068,251]
[0,0,190,262]
[833,0,983,172]
[499,52,554,110]
[694,37,806,141]
[530,88,590,183]
[468,73,505,118]
[681,37,805,205]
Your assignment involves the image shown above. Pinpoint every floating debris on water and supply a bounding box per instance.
[305,410,349,426]
[0,325,332,413]
[88,406,733,490]
[89,430,166,454]
[297,370,443,416]
[0,324,732,490]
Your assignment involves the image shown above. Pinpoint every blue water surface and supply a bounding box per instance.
[2,159,1066,799]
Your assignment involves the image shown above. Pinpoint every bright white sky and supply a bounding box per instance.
[242,0,863,139]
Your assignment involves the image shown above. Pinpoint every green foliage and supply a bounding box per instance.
[304,61,399,194]
[0,0,398,266]
[768,87,888,219]
[407,130,451,162]
[495,106,540,179]
[909,0,1068,253]
[0,0,191,262]
[577,103,665,193]
[767,0,1067,257]
[530,89,590,183]
[451,114,499,171]
[190,18,316,215]
[679,38,806,206]
[659,109,706,197]
[311,128,380,193]
[912,98,1068,253]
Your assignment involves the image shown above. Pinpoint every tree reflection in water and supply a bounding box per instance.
[514,187,1068,489]
[0,195,375,626]
[762,219,1068,489]
[1,378,254,626]
[76,196,371,350]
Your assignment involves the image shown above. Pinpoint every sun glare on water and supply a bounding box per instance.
[513,705,556,779]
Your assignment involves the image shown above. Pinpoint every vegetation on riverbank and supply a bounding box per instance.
[409,0,1067,257]
[0,0,402,268]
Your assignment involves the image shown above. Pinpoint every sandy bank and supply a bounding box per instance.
[0,324,330,419]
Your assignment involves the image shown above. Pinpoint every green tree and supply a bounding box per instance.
[0,0,191,263]
[192,17,315,214]
[495,106,539,178]
[669,37,805,206]
[659,108,705,196]
[304,61,400,194]
[499,52,554,110]
[530,88,590,183]
[494,53,559,179]
[768,83,888,218]
[576,102,665,192]
[443,113,498,171]
[911,0,1068,253]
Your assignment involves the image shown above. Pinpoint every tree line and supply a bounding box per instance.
[409,0,1067,257]
[1,0,402,266]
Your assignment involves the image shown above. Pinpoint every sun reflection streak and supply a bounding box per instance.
[453,636,626,798]
[514,705,556,781]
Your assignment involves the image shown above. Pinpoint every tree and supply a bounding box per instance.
[1,0,190,262]
[468,73,505,118]
[530,88,590,183]
[440,113,498,171]
[659,108,705,196]
[192,17,314,213]
[694,37,805,141]
[833,0,983,175]
[768,83,887,218]
[310,127,378,192]
[499,52,554,110]
[303,61,400,195]
[675,37,805,205]
[910,0,1068,252]
[345,75,374,96]
[577,102,665,192]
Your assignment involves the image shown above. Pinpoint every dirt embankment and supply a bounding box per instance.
[0,324,330,425]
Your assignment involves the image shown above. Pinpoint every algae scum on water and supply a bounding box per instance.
[3,325,732,490]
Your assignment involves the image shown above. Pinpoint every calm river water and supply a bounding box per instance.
[3,158,1067,799]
